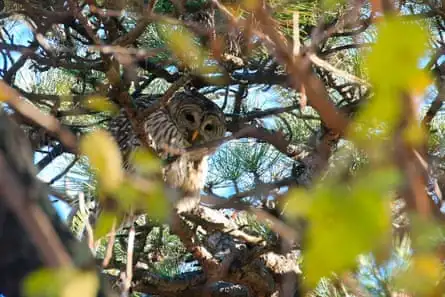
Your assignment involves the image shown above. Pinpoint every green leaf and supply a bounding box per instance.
[114,180,169,222]
[129,147,162,175]
[158,23,223,83]
[144,182,169,222]
[23,268,99,297]
[82,96,119,115]
[23,268,61,297]
[348,16,431,147]
[302,168,400,287]
[94,210,118,240]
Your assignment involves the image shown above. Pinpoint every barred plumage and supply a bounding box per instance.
[109,90,226,197]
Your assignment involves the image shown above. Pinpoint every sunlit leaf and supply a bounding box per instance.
[158,23,223,83]
[403,122,426,147]
[80,129,124,192]
[283,188,312,218]
[129,147,162,175]
[61,271,98,297]
[94,210,118,240]
[242,0,261,11]
[23,268,61,297]
[114,180,169,222]
[302,168,400,287]
[348,16,430,147]
[23,268,98,297]
[82,96,119,115]
[114,180,145,211]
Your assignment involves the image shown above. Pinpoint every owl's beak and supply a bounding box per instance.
[191,130,200,142]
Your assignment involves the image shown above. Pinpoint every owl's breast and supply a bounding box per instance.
[163,155,209,195]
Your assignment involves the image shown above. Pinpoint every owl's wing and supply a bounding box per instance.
[108,94,160,166]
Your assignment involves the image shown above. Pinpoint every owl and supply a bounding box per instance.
[109,89,226,210]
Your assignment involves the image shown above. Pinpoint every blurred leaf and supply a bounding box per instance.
[322,0,346,11]
[302,168,400,287]
[95,210,118,239]
[82,96,119,115]
[283,188,312,218]
[115,180,168,222]
[23,268,61,297]
[114,180,145,211]
[80,129,124,192]
[394,253,443,295]
[349,16,430,146]
[130,147,162,175]
[410,215,445,253]
[158,23,223,83]
[61,270,98,297]
[144,182,169,221]
[242,0,261,11]
[23,268,98,297]
[403,122,427,147]
[366,17,429,91]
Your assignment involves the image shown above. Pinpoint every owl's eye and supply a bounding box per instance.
[204,124,214,131]
[185,113,195,123]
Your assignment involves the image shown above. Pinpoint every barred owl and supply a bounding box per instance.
[109,89,226,207]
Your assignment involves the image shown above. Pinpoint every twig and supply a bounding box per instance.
[48,157,79,185]
[102,221,117,268]
[307,53,371,87]
[121,225,135,296]
[0,81,79,154]
[422,86,445,130]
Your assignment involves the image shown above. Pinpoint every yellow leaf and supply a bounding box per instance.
[403,122,426,147]
[115,180,168,222]
[144,183,169,221]
[302,168,399,288]
[23,268,98,297]
[158,24,223,82]
[410,70,433,96]
[366,16,429,91]
[80,129,124,192]
[348,16,430,149]
[283,188,312,218]
[114,180,145,211]
[129,147,162,175]
[83,96,119,114]
[62,271,99,297]
[242,0,260,11]
[23,268,61,297]
[394,253,443,295]
[94,210,118,239]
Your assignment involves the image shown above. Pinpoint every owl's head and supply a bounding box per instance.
[167,90,226,145]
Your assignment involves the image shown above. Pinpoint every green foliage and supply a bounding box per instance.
[23,268,99,297]
[286,167,400,287]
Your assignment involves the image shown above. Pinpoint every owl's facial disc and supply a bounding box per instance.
[198,115,224,142]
